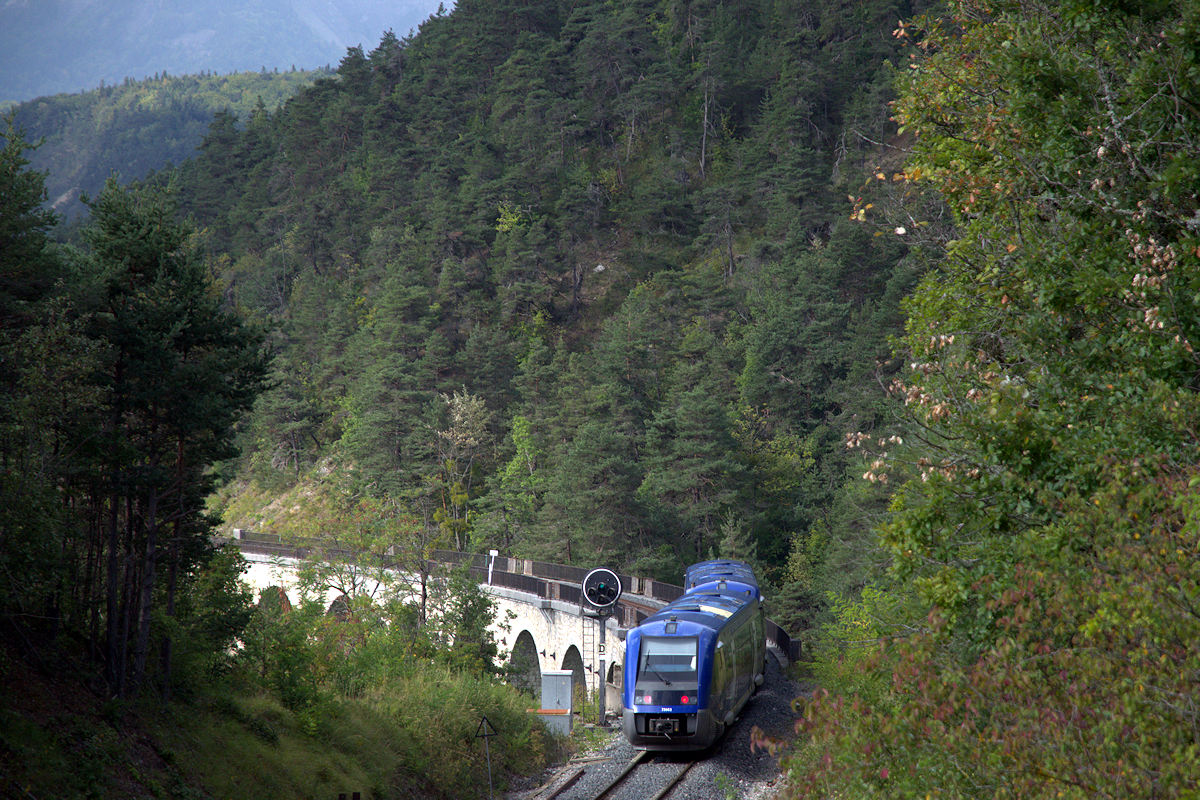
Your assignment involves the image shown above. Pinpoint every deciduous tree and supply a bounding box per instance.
[784,2,1200,796]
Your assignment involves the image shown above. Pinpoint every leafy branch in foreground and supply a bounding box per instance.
[782,1,1200,797]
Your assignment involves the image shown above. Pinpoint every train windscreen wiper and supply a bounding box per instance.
[648,666,672,686]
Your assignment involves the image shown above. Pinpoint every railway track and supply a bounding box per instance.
[536,750,696,800]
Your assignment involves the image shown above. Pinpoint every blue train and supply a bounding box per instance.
[684,559,761,599]
[621,559,767,751]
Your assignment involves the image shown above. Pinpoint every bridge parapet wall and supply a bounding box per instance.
[227,532,802,666]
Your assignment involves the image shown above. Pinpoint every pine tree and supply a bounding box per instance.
[638,322,748,561]
[82,180,267,695]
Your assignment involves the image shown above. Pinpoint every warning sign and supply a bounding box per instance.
[476,716,498,738]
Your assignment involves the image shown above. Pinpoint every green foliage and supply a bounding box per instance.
[0,116,60,310]
[363,664,552,798]
[12,69,325,221]
[639,322,749,561]
[1,667,549,800]
[428,570,508,678]
[155,2,930,652]
[25,0,1200,793]
[0,128,270,703]
[205,568,537,797]
[79,180,269,695]
[3,1,1043,792]
[161,545,255,690]
[714,770,740,800]
[0,120,89,623]
[782,1,1200,796]
[239,593,327,711]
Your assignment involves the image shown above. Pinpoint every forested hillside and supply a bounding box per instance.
[180,0,931,641]
[176,0,1200,793]
[11,69,328,221]
[0,121,548,800]
[5,0,1197,797]
[774,1,1200,797]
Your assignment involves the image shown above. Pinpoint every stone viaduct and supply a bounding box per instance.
[228,530,801,718]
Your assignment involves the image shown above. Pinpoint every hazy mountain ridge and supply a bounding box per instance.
[0,0,446,104]
[12,69,329,220]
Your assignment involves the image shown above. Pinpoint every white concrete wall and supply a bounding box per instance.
[241,552,346,607]
[484,585,626,707]
[238,549,627,709]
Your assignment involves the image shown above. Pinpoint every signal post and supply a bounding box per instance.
[581,567,622,725]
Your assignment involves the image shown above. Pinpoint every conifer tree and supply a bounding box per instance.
[0,121,88,641]
[639,322,747,561]
[82,180,267,694]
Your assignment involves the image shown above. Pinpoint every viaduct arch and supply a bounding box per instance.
[229,531,802,713]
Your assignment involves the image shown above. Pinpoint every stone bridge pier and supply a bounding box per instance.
[485,584,627,714]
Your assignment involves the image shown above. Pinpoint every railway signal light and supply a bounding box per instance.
[582,567,622,609]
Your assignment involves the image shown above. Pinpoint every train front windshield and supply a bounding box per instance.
[638,637,698,683]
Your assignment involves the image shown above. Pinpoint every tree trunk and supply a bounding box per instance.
[115,494,137,696]
[420,564,429,626]
[104,489,121,693]
[571,260,583,318]
[160,535,178,701]
[130,483,160,694]
[86,499,102,664]
[725,217,735,279]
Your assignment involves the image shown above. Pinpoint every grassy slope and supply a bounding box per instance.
[0,640,558,799]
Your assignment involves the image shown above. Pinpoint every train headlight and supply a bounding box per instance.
[680,695,690,704]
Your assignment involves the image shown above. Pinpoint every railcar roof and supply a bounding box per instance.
[637,591,752,633]
[684,559,758,589]
[685,559,755,577]
[689,578,758,599]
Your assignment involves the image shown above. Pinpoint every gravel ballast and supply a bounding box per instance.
[509,650,811,800]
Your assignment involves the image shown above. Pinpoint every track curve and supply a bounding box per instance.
[509,650,807,800]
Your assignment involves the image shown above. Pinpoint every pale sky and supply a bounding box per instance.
[1,0,452,103]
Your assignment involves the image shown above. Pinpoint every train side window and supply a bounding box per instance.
[715,639,731,705]
[735,625,752,689]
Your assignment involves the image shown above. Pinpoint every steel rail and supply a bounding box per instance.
[588,750,694,800]
[648,761,694,800]
[591,750,648,800]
